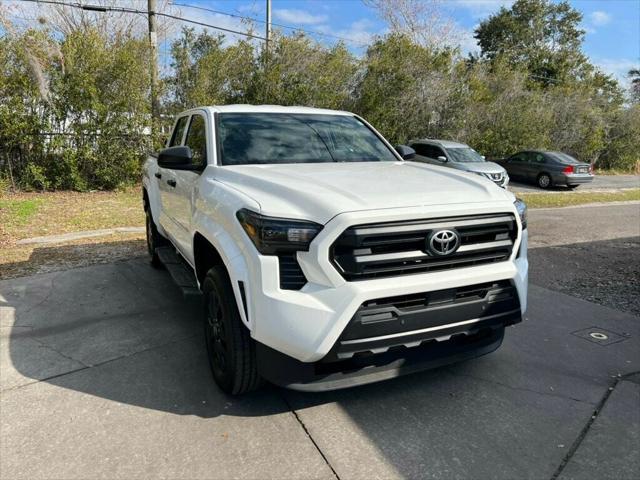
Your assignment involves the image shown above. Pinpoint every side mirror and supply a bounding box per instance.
[158,146,199,170]
[395,145,416,160]
[437,156,448,162]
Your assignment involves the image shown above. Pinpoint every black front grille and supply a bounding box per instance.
[331,213,517,280]
[278,254,307,290]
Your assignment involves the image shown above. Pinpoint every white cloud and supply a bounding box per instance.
[273,9,328,25]
[590,11,612,26]
[313,18,379,47]
[593,58,638,88]
[458,27,480,55]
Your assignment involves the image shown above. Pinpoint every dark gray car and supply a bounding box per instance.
[496,150,594,189]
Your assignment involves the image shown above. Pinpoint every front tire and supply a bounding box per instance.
[202,266,263,395]
[537,173,552,189]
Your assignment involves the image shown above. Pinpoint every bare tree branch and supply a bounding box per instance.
[363,0,458,49]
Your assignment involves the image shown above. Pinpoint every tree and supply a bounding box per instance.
[251,32,357,108]
[363,0,457,50]
[629,68,640,103]
[599,105,640,172]
[474,0,588,85]
[168,28,256,111]
[353,34,463,144]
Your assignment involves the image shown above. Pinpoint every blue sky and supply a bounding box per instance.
[4,0,639,85]
[172,0,639,85]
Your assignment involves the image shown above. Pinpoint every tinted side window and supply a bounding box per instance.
[533,153,546,164]
[411,144,429,156]
[427,145,446,159]
[521,152,534,163]
[185,115,207,167]
[169,116,188,147]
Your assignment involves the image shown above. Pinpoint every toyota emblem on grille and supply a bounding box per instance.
[428,229,460,256]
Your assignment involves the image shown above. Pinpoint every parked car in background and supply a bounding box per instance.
[409,139,509,188]
[495,151,594,189]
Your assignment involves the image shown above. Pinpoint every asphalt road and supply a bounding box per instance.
[509,174,639,193]
[1,203,639,480]
[528,202,640,316]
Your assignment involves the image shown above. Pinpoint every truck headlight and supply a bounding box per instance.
[514,199,527,229]
[236,208,322,254]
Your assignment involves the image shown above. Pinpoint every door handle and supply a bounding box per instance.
[167,179,177,187]
[154,172,162,179]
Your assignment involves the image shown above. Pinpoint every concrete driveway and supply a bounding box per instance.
[1,207,639,479]
[509,174,639,193]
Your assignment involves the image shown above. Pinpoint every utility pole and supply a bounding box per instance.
[265,0,271,54]
[148,0,160,137]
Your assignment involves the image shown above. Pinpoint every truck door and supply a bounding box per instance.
[166,113,208,260]
[158,115,189,242]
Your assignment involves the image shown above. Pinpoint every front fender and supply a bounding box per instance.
[192,215,254,330]
[191,179,260,330]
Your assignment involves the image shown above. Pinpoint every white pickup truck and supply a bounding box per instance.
[142,105,528,394]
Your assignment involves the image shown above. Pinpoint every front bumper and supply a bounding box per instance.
[255,279,521,391]
[240,203,528,364]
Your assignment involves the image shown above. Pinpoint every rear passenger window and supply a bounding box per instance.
[184,115,207,167]
[534,153,546,164]
[169,116,188,147]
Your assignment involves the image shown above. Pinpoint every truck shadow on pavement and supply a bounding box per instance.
[2,240,640,479]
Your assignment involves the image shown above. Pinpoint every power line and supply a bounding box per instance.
[169,1,370,46]
[14,0,267,40]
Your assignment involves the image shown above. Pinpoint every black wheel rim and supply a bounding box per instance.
[205,289,228,376]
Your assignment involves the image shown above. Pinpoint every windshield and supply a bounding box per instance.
[217,113,398,165]
[446,147,485,163]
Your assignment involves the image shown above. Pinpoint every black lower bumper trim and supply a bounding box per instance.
[257,326,505,392]
[329,280,521,360]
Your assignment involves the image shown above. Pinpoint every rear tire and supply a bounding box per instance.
[145,209,166,269]
[537,173,552,189]
[202,266,263,395]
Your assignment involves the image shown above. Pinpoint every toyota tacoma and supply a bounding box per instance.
[142,105,528,394]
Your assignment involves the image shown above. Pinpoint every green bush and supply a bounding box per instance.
[1,4,638,191]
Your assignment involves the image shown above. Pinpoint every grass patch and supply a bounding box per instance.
[520,188,640,208]
[0,187,145,279]
[594,168,639,176]
[0,198,43,227]
[0,187,143,244]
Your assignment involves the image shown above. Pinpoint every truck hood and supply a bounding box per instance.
[214,161,513,224]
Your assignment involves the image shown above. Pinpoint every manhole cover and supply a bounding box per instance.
[589,332,608,340]
[572,327,629,346]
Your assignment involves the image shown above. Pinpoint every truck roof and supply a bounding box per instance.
[203,105,353,116]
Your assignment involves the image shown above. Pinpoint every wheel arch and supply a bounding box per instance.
[192,231,252,329]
